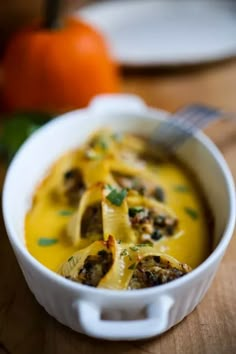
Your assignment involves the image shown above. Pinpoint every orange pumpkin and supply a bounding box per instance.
[3,18,119,112]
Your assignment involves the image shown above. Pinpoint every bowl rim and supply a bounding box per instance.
[2,105,236,299]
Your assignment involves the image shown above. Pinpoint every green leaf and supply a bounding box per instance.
[129,244,153,252]
[0,112,52,163]
[58,210,74,216]
[97,137,109,151]
[38,237,58,246]
[174,185,190,193]
[184,207,199,220]
[106,188,127,206]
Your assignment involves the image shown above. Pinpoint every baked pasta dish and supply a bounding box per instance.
[25,129,211,290]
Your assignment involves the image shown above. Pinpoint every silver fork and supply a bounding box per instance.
[152,104,232,152]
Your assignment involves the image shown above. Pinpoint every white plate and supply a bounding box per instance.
[79,0,236,67]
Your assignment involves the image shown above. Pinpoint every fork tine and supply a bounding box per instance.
[154,106,205,147]
[172,104,221,128]
[170,109,222,150]
[153,104,223,152]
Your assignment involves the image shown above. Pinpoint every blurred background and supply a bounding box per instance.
[0,0,235,159]
[0,0,94,54]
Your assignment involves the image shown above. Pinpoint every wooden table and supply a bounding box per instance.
[0,59,236,354]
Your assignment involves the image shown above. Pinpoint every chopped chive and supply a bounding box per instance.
[184,207,199,220]
[136,243,153,248]
[128,263,136,270]
[58,210,74,216]
[174,185,189,193]
[120,249,128,257]
[106,188,127,206]
[68,256,74,262]
[130,244,153,252]
[117,240,121,244]
[98,138,109,151]
[38,237,58,246]
[130,246,139,252]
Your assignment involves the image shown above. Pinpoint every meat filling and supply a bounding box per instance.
[129,256,188,289]
[81,203,103,239]
[113,173,165,202]
[78,251,113,287]
[63,168,85,205]
[128,207,178,243]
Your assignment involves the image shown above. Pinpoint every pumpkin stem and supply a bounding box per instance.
[43,0,64,29]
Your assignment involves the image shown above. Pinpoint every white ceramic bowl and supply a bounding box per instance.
[2,94,235,341]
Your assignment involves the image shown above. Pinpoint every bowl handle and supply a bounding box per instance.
[89,94,147,114]
[74,295,174,340]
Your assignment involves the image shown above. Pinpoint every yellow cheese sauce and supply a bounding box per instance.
[25,140,211,276]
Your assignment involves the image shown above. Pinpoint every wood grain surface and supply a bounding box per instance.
[0,58,236,354]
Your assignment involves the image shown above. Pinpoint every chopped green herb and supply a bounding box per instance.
[129,243,153,252]
[174,185,190,193]
[68,256,74,262]
[129,246,139,252]
[184,207,199,220]
[97,138,109,151]
[38,238,58,246]
[106,184,113,191]
[58,210,74,216]
[136,243,153,248]
[128,263,136,270]
[120,249,128,257]
[128,207,145,217]
[106,188,127,206]
[117,240,121,244]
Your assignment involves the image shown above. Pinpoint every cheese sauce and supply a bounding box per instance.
[25,131,211,275]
